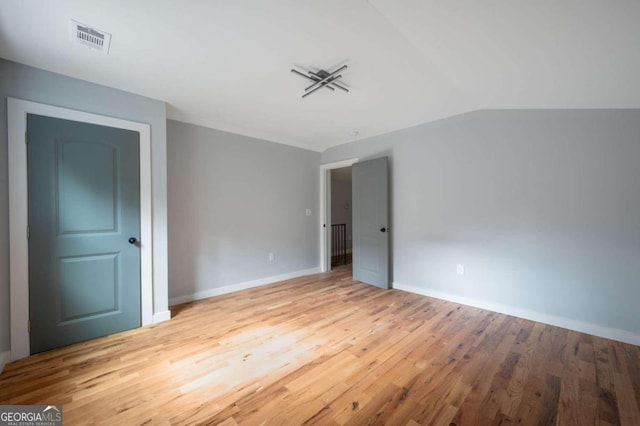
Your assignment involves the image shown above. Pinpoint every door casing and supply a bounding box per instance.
[8,98,153,360]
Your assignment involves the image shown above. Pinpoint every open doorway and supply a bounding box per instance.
[320,158,358,272]
[330,167,352,268]
[320,157,390,288]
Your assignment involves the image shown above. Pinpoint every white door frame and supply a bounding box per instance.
[8,98,154,360]
[319,158,358,272]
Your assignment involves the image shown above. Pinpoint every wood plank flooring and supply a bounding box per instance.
[1,268,639,425]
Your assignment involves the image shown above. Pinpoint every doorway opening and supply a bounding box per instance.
[320,158,358,272]
[321,156,390,288]
[330,167,352,268]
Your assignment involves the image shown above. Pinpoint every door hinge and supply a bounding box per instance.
[25,131,28,144]
[28,320,31,334]
[27,226,30,239]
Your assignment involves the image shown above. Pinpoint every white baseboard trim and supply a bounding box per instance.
[152,310,172,324]
[169,267,322,306]
[393,282,640,347]
[0,350,11,374]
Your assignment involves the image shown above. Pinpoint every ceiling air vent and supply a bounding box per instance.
[69,20,111,54]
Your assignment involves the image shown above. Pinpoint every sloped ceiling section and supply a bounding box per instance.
[369,0,640,109]
[0,1,638,152]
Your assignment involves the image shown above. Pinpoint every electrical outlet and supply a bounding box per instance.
[269,252,275,262]
[305,209,312,216]
[456,264,465,275]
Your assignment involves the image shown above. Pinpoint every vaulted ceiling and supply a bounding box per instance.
[1,1,639,151]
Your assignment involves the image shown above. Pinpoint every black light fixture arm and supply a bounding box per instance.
[290,69,335,91]
[304,65,348,92]
[291,64,350,98]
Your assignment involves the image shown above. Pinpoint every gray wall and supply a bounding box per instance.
[167,120,320,302]
[330,170,352,252]
[0,59,169,353]
[322,109,640,342]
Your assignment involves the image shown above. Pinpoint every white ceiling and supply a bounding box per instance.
[1,1,639,152]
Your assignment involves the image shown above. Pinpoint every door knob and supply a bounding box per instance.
[380,227,386,233]
[128,237,138,244]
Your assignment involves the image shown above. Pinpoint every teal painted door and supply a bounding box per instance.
[352,157,390,289]
[27,114,141,354]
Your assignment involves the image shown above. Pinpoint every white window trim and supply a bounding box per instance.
[8,98,154,360]
[319,158,358,272]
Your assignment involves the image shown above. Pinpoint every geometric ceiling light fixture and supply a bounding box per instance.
[290,64,349,98]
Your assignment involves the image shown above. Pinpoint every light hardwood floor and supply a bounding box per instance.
[1,268,639,425]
